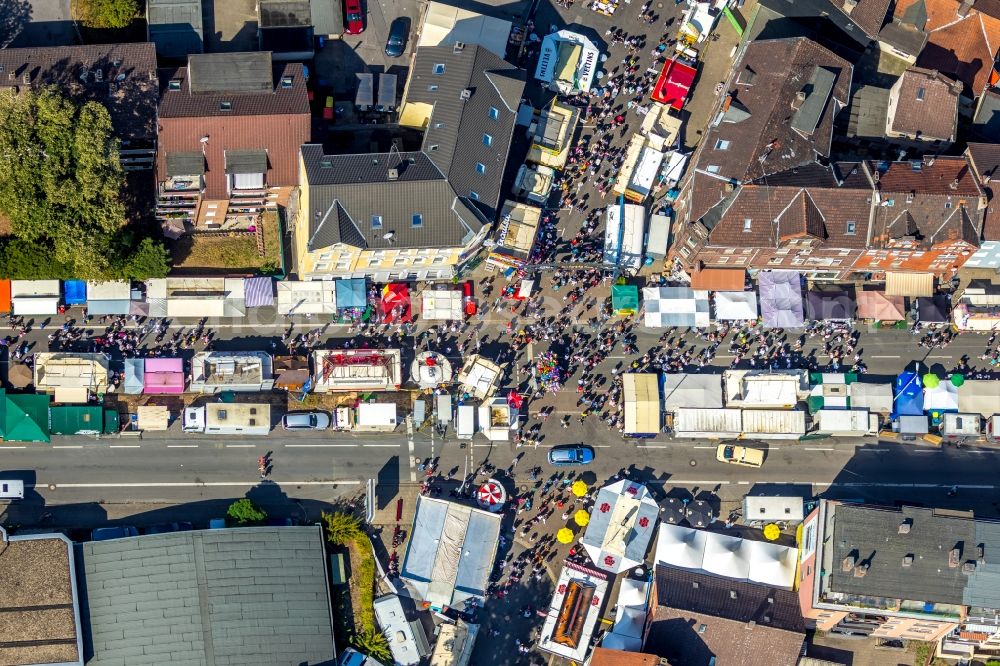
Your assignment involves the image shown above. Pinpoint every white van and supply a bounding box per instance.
[457,404,476,440]
[0,480,25,500]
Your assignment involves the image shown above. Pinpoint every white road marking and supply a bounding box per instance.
[872,355,901,359]
[50,480,361,488]
[285,443,358,448]
[52,445,83,450]
[363,444,401,448]
[637,445,668,449]
[109,445,140,449]
[693,446,715,449]
[737,481,750,485]
[804,447,834,451]
[0,446,27,449]
[167,445,198,448]
[406,416,416,482]
[224,444,255,448]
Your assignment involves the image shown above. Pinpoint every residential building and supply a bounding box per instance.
[0,529,83,666]
[965,142,1000,240]
[645,567,805,666]
[755,0,893,45]
[188,351,274,392]
[294,44,525,281]
[885,67,961,146]
[894,0,1000,98]
[878,12,929,64]
[799,500,1000,659]
[147,0,204,59]
[677,37,852,233]
[853,156,985,276]
[0,43,159,170]
[257,0,316,61]
[972,88,1000,141]
[79,527,336,665]
[674,161,875,281]
[155,51,310,230]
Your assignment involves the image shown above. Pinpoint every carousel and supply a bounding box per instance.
[476,478,508,513]
[410,351,453,390]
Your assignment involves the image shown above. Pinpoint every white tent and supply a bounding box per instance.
[849,382,894,414]
[604,204,646,272]
[602,605,646,652]
[642,287,710,328]
[534,29,600,94]
[924,382,959,412]
[713,291,758,321]
[11,279,60,315]
[421,290,463,321]
[701,532,751,580]
[277,281,337,315]
[958,380,1000,416]
[745,539,798,588]
[581,480,660,574]
[662,374,723,411]
[654,522,708,569]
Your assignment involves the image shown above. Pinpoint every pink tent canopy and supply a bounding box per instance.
[143,358,185,394]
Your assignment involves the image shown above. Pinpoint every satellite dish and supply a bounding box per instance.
[199,136,209,143]
[383,231,395,241]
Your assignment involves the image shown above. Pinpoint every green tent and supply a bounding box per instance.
[612,284,639,315]
[49,405,104,435]
[0,390,51,443]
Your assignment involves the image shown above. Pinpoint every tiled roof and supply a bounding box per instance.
[832,0,893,36]
[847,85,891,139]
[303,44,524,253]
[0,43,158,142]
[590,648,662,666]
[878,20,929,54]
[889,67,960,139]
[158,59,310,118]
[691,37,852,218]
[704,162,874,249]
[874,156,981,195]
[81,527,336,665]
[967,142,1000,180]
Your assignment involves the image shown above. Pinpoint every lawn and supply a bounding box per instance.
[170,212,283,273]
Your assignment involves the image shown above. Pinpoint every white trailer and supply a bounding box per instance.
[457,404,476,439]
[183,403,271,435]
[814,409,878,436]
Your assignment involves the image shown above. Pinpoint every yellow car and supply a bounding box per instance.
[716,444,764,468]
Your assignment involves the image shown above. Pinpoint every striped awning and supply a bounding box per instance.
[885,271,934,297]
[244,277,274,307]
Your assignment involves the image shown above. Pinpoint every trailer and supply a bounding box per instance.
[356,73,374,110]
[183,403,271,435]
[940,412,981,442]
[740,410,806,440]
[377,72,397,112]
[814,409,878,437]
[457,404,476,439]
[672,408,741,439]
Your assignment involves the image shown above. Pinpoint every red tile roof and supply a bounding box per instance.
[888,67,960,140]
[874,156,982,195]
[833,0,893,37]
[590,648,662,666]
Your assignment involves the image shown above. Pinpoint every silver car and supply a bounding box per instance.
[281,411,331,430]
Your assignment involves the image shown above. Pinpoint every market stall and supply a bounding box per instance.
[611,284,639,316]
[86,280,133,315]
[604,204,646,273]
[143,358,185,394]
[623,373,660,437]
[410,351,453,390]
[277,281,337,315]
[712,291,758,321]
[420,289,463,321]
[642,287,710,328]
[856,290,906,321]
[486,201,542,272]
[650,56,697,110]
[63,280,87,307]
[243,277,274,307]
[582,480,660,574]
[379,283,412,323]
[805,286,856,321]
[457,355,503,400]
[11,280,61,315]
[758,271,804,328]
[917,295,950,324]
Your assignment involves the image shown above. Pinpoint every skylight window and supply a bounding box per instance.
[412,213,423,227]
[219,101,233,111]
[433,64,445,74]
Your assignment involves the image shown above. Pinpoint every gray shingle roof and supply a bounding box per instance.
[80,526,335,666]
[147,0,204,57]
[188,52,273,93]
[303,44,524,253]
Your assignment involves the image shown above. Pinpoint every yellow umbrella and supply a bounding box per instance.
[574,510,590,527]
[556,528,574,544]
[571,480,588,497]
[763,523,780,541]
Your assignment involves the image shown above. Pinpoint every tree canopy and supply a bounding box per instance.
[0,86,169,279]
[76,0,139,29]
[226,498,268,525]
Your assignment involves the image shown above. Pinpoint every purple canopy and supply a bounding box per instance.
[758,270,804,328]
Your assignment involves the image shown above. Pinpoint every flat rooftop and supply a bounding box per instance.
[0,534,81,666]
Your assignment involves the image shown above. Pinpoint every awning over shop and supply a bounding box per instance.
[958,380,1000,416]
[88,299,132,315]
[87,281,131,302]
[243,277,274,307]
[690,268,745,291]
[421,290,463,321]
[63,280,87,305]
[124,358,145,395]
[144,358,185,394]
[0,280,10,313]
[611,284,639,315]
[642,287,709,328]
[805,287,856,321]
[379,283,411,323]
[758,271,804,328]
[917,295,950,323]
[335,278,367,309]
[277,281,337,314]
[885,271,934,297]
[713,291,758,321]
[856,290,905,321]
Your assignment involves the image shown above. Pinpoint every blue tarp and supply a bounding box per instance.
[892,371,924,419]
[335,278,366,309]
[63,280,87,305]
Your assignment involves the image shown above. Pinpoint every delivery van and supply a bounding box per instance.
[0,479,25,500]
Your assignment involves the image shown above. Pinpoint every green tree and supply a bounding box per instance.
[321,511,363,546]
[76,0,138,28]
[226,498,267,525]
[351,626,391,662]
[0,239,74,279]
[0,86,127,278]
[122,237,171,279]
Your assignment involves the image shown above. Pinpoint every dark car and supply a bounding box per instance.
[547,444,595,466]
[385,17,408,57]
[144,522,194,535]
[91,526,139,541]
[343,0,364,34]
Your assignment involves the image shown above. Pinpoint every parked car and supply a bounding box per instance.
[282,411,331,430]
[547,444,595,466]
[144,522,193,535]
[91,526,139,541]
[715,444,764,468]
[343,0,364,34]
[323,95,334,120]
[385,17,409,57]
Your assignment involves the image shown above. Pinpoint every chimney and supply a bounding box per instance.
[853,563,869,577]
[842,555,856,572]
[791,91,807,110]
[730,590,738,600]
[949,547,961,568]
[978,544,986,563]
[949,179,960,190]
[899,520,912,534]
[902,555,914,567]
[387,168,399,181]
[843,0,858,13]
[962,561,977,575]
[958,0,974,17]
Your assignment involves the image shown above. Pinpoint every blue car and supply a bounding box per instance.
[91,526,139,541]
[547,444,595,466]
